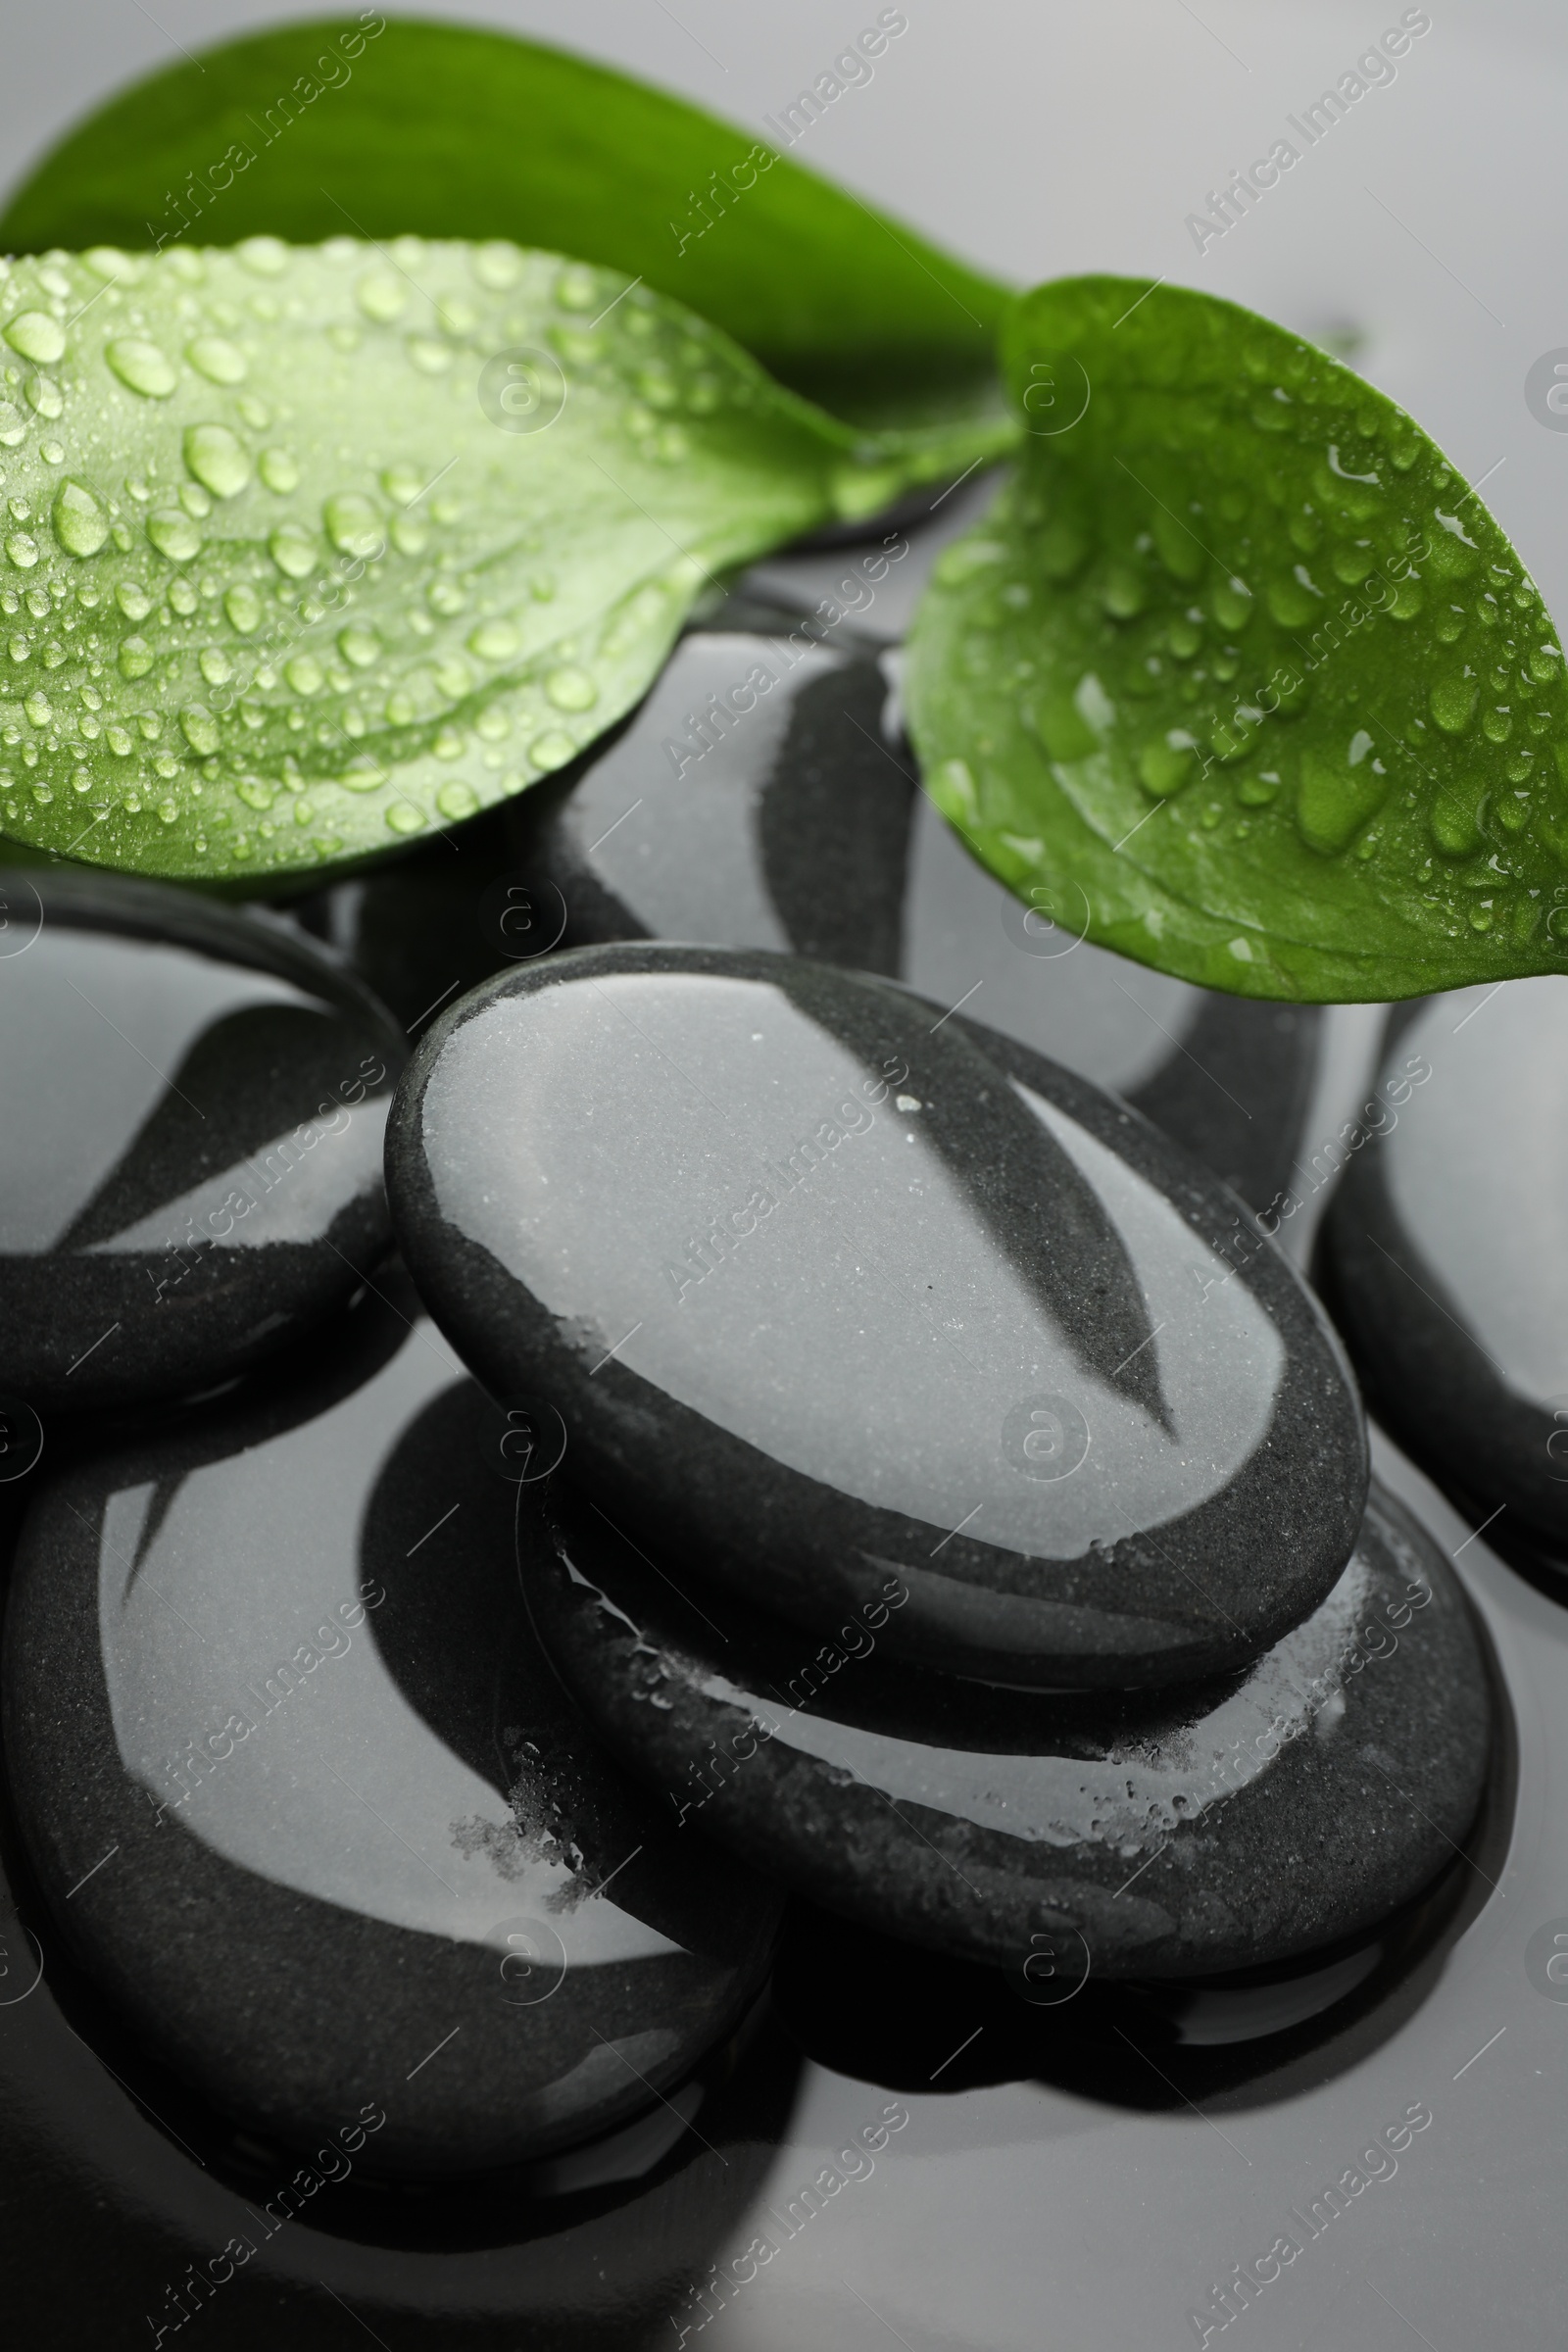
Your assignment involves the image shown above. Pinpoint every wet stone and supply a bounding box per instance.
[516,618,1322,1211]
[280,802,529,1038]
[0,1277,782,2176]
[388,942,1367,1690]
[523,1476,1494,1979]
[520,615,913,980]
[0,868,404,1412]
[1320,977,1568,1557]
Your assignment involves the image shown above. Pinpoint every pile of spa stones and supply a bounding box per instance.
[1316,975,1568,1586]
[0,595,1494,2178]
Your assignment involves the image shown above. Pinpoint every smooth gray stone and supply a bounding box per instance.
[1321,978,1568,1554]
[521,1476,1494,1980]
[0,867,402,1412]
[387,943,1367,1689]
[1,1280,782,2175]
[517,623,1321,1212]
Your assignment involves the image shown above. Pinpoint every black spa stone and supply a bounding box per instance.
[1320,978,1568,1556]
[0,1278,782,2176]
[280,801,527,1037]
[516,621,1321,1210]
[0,867,403,1413]
[522,1476,1493,1979]
[387,942,1367,1690]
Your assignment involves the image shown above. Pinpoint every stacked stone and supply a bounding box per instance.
[0,596,1494,2183]
[386,931,1491,1990]
[1318,977,1568,1589]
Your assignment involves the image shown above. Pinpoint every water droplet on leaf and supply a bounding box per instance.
[380,463,423,506]
[356,272,406,323]
[5,313,64,366]
[179,706,220,755]
[468,619,519,662]
[556,265,599,313]
[437,294,478,337]
[529,729,578,769]
[928,758,976,828]
[83,247,141,284]
[236,236,289,277]
[51,479,109,558]
[147,510,202,562]
[1266,576,1321,628]
[322,493,381,559]
[183,422,251,500]
[1211,577,1253,631]
[1099,566,1145,619]
[336,760,386,794]
[934,539,1007,590]
[1429,784,1484,857]
[105,336,176,398]
[270,525,318,579]
[186,336,247,385]
[545,664,596,711]
[338,622,379,667]
[259,449,300,494]
[1138,734,1195,796]
[1296,747,1389,853]
[472,242,523,291]
[1430,672,1479,734]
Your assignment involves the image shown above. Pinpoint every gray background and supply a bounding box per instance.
[4,0,1567,618]
[4,6,1565,2346]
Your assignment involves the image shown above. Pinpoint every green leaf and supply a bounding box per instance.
[906,274,1568,1002]
[0,235,990,888]
[0,14,1012,440]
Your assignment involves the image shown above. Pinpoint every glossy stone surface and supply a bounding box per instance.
[523,620,913,978]
[524,1476,1493,1978]
[1,1279,782,2175]
[389,942,1366,1689]
[517,621,1322,1210]
[281,803,528,1037]
[1321,979,1568,1554]
[0,868,403,1412]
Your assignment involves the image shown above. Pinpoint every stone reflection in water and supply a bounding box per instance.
[2,1278,782,2175]
[0,868,403,1412]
